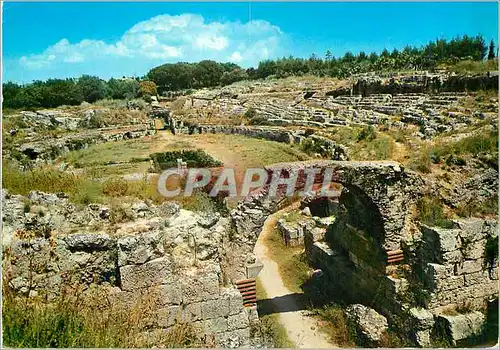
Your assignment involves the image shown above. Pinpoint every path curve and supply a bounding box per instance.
[254,206,335,348]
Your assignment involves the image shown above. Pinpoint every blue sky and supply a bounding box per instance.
[3,2,498,83]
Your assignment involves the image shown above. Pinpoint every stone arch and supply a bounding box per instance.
[229,160,423,281]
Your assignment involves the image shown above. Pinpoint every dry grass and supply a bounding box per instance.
[2,286,205,348]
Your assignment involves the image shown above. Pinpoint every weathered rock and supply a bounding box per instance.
[345,304,388,345]
[436,311,486,345]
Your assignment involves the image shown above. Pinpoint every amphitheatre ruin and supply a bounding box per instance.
[2,33,499,348]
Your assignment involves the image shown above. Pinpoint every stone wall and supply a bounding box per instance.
[164,114,349,161]
[228,160,423,281]
[416,219,498,310]
[353,72,498,96]
[18,125,155,164]
[2,190,254,347]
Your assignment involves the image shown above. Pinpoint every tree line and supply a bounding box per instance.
[3,35,496,109]
[2,76,157,109]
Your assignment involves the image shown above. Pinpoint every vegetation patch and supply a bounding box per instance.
[150,149,222,171]
[308,304,356,347]
[416,196,454,228]
[265,227,310,294]
[2,290,204,348]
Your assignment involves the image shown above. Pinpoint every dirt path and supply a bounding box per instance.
[254,207,335,348]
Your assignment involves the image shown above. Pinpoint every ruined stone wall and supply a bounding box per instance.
[165,115,349,161]
[2,190,254,347]
[416,219,498,311]
[352,72,498,96]
[18,125,155,163]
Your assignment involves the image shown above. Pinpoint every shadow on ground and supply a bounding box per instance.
[256,293,310,316]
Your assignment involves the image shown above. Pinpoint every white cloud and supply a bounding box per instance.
[15,13,287,80]
[229,51,243,62]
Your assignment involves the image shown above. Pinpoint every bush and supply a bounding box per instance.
[244,107,257,119]
[357,125,376,142]
[150,149,222,171]
[417,196,454,228]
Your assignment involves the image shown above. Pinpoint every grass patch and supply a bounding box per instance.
[308,304,355,347]
[255,278,295,348]
[2,161,102,205]
[265,227,310,294]
[2,290,204,348]
[444,59,498,74]
[410,130,498,173]
[417,196,454,228]
[63,139,152,167]
[456,194,498,218]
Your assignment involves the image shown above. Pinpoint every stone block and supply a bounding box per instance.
[408,307,435,330]
[215,328,251,348]
[461,239,486,260]
[222,288,244,316]
[202,298,230,320]
[180,271,219,303]
[117,231,165,266]
[227,311,250,331]
[456,259,483,275]
[181,302,202,322]
[463,271,490,286]
[436,275,465,292]
[436,311,486,345]
[119,257,172,291]
[441,250,464,264]
[204,317,228,334]
[64,233,115,251]
[156,305,180,327]
[345,304,388,345]
[453,218,486,242]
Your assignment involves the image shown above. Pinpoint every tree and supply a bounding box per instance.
[77,75,105,103]
[193,60,224,88]
[106,78,139,99]
[138,80,158,97]
[488,40,496,60]
[325,50,332,62]
[220,69,248,86]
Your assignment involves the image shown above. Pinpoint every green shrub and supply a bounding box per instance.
[417,197,454,228]
[150,149,222,171]
[456,195,498,218]
[357,125,376,142]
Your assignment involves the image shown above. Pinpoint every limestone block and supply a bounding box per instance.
[345,304,388,345]
[64,233,115,250]
[179,271,220,303]
[227,311,250,331]
[456,259,483,275]
[181,302,203,322]
[202,298,230,320]
[436,311,486,345]
[453,218,486,242]
[156,305,180,327]
[119,257,172,291]
[117,230,165,266]
[463,270,490,286]
[204,317,228,334]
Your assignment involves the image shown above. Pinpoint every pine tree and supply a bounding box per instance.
[325,50,332,61]
[488,40,496,60]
